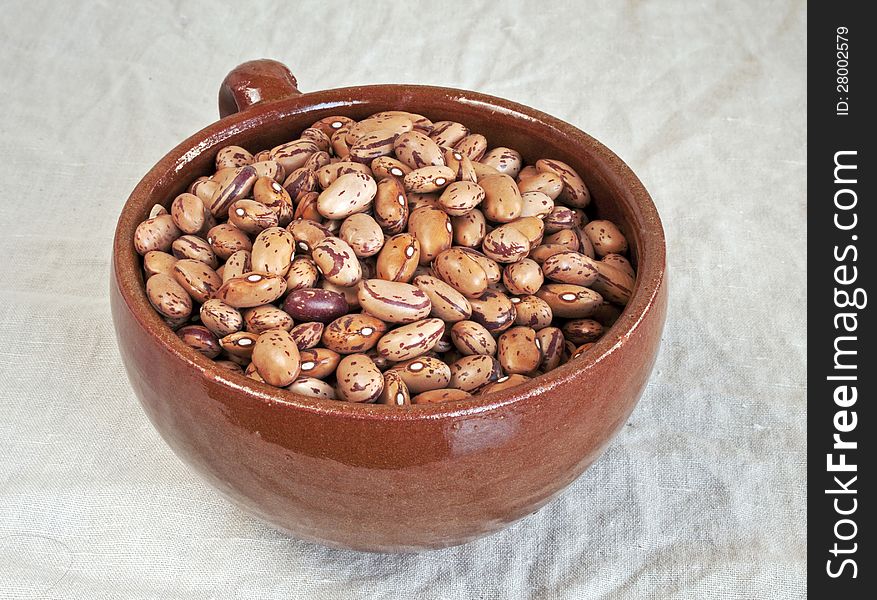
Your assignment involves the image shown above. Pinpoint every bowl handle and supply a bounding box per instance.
[218,59,302,118]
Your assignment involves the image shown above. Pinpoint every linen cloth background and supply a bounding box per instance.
[0,0,806,598]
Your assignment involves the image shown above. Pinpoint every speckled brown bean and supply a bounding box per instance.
[583,220,628,257]
[314,160,370,189]
[535,159,591,208]
[311,236,362,287]
[544,207,578,234]
[177,325,221,359]
[405,193,439,211]
[213,273,288,308]
[134,214,181,255]
[448,354,503,392]
[469,290,516,333]
[572,342,596,359]
[200,299,243,336]
[407,207,452,264]
[507,217,545,249]
[208,165,258,217]
[498,326,542,374]
[206,224,252,261]
[591,261,635,306]
[601,253,635,278]
[286,376,337,399]
[335,354,384,403]
[171,193,208,235]
[411,389,471,404]
[220,250,249,283]
[429,121,469,147]
[541,251,600,286]
[215,145,253,170]
[331,127,352,159]
[391,357,451,394]
[322,314,388,354]
[502,259,544,295]
[519,191,555,219]
[450,210,486,248]
[478,174,523,223]
[373,233,418,283]
[191,179,220,205]
[304,150,332,172]
[298,348,341,379]
[290,192,319,223]
[529,243,571,265]
[289,322,324,350]
[403,166,455,194]
[370,156,412,179]
[245,362,265,382]
[450,320,497,356]
[172,259,222,303]
[373,177,409,234]
[562,319,604,345]
[376,318,445,362]
[269,139,319,174]
[544,229,581,252]
[310,115,356,137]
[481,224,531,264]
[143,251,178,278]
[146,273,192,319]
[358,280,432,324]
[460,249,502,286]
[349,128,403,163]
[378,370,411,406]
[219,331,259,358]
[393,131,445,170]
[282,167,318,201]
[535,284,603,318]
[481,373,531,394]
[251,328,301,387]
[316,172,378,220]
[250,227,295,277]
[437,181,484,216]
[242,304,294,334]
[171,235,219,269]
[432,248,489,299]
[281,288,348,323]
[287,219,332,254]
[339,214,384,258]
[284,256,319,290]
[442,148,478,183]
[250,160,286,182]
[512,295,554,330]
[480,147,523,178]
[453,134,488,161]
[369,110,434,134]
[517,171,563,200]
[535,327,565,371]
[413,275,472,322]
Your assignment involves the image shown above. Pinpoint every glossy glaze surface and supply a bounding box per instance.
[111,60,667,551]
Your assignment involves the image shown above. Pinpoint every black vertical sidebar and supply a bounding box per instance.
[808,2,874,596]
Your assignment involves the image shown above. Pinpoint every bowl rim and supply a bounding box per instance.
[113,83,666,422]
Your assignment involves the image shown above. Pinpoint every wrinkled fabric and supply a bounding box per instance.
[0,0,806,598]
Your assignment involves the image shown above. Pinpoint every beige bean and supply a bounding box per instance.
[517,171,563,200]
[289,322,324,350]
[519,191,555,219]
[507,216,545,248]
[219,331,259,358]
[252,328,301,387]
[292,191,320,223]
[481,224,531,264]
[376,318,445,362]
[583,220,628,257]
[177,325,221,359]
[304,150,332,172]
[285,255,319,290]
[512,295,553,330]
[336,354,384,402]
[407,207,452,264]
[251,160,286,182]
[411,389,471,404]
[573,342,596,359]
[407,192,440,211]
[213,272,288,308]
[134,214,181,255]
[413,275,472,322]
[287,218,332,253]
[378,370,411,406]
[472,161,500,179]
[311,236,362,287]
[562,319,604,345]
[497,326,542,374]
[340,213,384,257]
[172,259,221,303]
[282,167,318,201]
[206,223,252,261]
[322,314,388,354]
[481,373,531,394]
[403,166,455,194]
[438,181,484,216]
[375,233,420,282]
[250,227,295,276]
[253,176,293,221]
[191,179,221,208]
[143,251,178,278]
[503,259,544,295]
[544,206,578,233]
[331,126,352,158]
[535,159,590,208]
[450,320,497,356]
[591,261,635,306]
[460,248,502,285]
[200,299,243,336]
[222,250,251,282]
[529,243,571,265]
[442,148,478,183]
[544,229,580,251]
[310,115,356,137]
[298,348,341,380]
[146,273,192,319]
[208,165,258,217]
[393,131,445,170]
[369,110,434,134]
[450,209,486,248]
[453,134,488,161]
[269,139,319,174]
[535,284,603,318]
[299,129,331,155]
[316,171,377,220]
[320,280,360,309]
[216,145,253,170]
[371,156,412,179]
[286,376,337,399]
[480,147,523,178]
[226,199,277,234]
[432,248,488,299]
[358,279,432,324]
[245,362,265,382]
[390,356,451,394]
[478,174,523,223]
[541,251,600,286]
[172,235,218,268]
[429,121,469,147]
[469,289,516,333]
[448,354,503,392]
[347,115,413,143]
[373,176,409,234]
[601,253,636,278]
[242,304,294,333]
[536,327,565,371]
[349,128,402,162]
[171,193,208,235]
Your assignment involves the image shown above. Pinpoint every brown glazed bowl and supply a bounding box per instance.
[111,59,667,552]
